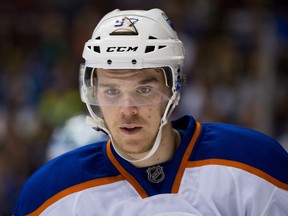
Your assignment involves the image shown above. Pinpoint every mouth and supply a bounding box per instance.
[119,125,142,135]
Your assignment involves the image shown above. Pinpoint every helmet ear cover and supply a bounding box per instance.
[162,66,182,92]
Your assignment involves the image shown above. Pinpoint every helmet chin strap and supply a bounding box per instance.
[85,92,180,163]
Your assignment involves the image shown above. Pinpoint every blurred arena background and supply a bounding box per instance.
[0,0,287,214]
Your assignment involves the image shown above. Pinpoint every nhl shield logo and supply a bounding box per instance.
[146,165,165,183]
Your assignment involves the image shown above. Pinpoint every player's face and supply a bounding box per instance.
[96,68,170,158]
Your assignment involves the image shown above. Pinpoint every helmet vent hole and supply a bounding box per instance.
[95,36,101,40]
[93,46,100,53]
[148,36,157,39]
[131,59,137,64]
[158,45,167,49]
[107,59,112,65]
[145,46,155,53]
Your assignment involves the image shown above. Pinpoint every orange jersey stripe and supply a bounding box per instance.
[171,122,202,193]
[28,174,125,216]
[106,140,148,198]
[187,159,288,191]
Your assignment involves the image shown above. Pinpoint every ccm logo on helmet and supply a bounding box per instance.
[106,46,138,52]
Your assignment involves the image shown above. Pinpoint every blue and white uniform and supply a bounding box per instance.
[14,115,288,216]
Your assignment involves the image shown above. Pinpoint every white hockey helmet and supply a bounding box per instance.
[80,8,185,162]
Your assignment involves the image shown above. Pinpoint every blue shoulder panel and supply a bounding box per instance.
[193,122,288,183]
[14,141,118,215]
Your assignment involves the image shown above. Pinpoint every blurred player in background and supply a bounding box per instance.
[14,8,288,215]
[46,114,107,161]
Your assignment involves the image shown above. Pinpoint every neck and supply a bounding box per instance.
[131,123,181,168]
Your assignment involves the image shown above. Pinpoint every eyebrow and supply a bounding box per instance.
[138,76,159,85]
[98,82,117,88]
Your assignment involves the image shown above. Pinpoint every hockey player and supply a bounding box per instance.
[14,8,288,216]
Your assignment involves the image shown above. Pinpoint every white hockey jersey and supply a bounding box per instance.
[14,115,288,215]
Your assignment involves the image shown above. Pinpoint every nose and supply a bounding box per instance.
[120,105,138,116]
[119,96,138,115]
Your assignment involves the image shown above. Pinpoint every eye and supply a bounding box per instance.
[136,86,152,94]
[104,88,120,96]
